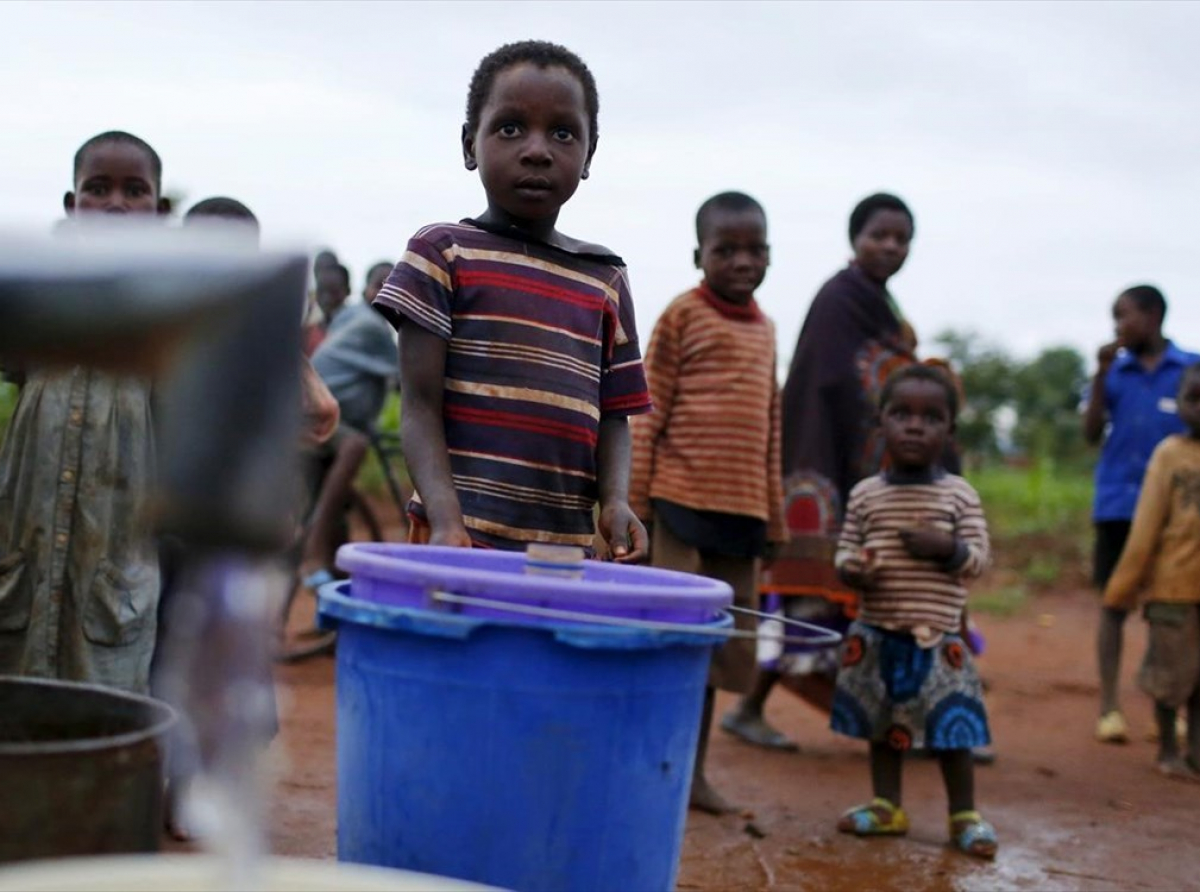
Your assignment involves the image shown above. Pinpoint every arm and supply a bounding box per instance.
[628,309,680,523]
[1103,444,1172,610]
[901,483,990,578]
[298,356,339,447]
[766,366,788,544]
[834,488,878,589]
[597,416,649,563]
[1083,343,1118,445]
[398,322,469,547]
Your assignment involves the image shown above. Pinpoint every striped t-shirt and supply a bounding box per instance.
[374,221,652,550]
[835,470,990,637]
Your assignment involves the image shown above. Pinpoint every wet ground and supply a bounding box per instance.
[243,582,1200,892]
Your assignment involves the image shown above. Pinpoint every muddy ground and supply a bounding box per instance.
[233,579,1200,892]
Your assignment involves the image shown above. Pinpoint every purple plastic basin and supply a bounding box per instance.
[335,543,732,625]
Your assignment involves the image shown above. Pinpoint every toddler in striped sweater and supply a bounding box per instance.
[831,364,997,859]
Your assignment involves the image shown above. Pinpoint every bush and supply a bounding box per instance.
[967,460,1094,613]
[0,383,17,439]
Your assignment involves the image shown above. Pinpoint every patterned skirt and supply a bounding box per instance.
[830,621,991,751]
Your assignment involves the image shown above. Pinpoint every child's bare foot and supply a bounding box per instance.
[689,776,738,815]
[1156,757,1200,782]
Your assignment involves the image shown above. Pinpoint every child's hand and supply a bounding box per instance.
[429,521,472,549]
[1097,340,1119,368]
[899,525,956,561]
[598,501,649,563]
[840,547,881,590]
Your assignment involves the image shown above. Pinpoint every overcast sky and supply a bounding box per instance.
[4,0,1199,368]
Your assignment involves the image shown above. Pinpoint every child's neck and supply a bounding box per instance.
[1131,333,1167,369]
[702,282,753,307]
[477,205,561,247]
[886,462,940,484]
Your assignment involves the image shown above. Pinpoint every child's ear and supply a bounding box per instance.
[693,247,701,270]
[63,191,76,215]
[461,124,478,171]
[157,195,172,216]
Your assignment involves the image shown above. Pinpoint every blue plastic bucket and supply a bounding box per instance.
[319,545,733,892]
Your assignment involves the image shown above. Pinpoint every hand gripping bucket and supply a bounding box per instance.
[318,544,739,892]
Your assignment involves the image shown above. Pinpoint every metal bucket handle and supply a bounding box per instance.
[428,591,843,649]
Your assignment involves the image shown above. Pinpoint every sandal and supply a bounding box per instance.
[301,568,336,590]
[837,797,909,836]
[720,711,800,752]
[949,810,998,859]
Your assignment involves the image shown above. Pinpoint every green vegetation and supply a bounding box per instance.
[0,383,16,434]
[966,460,1094,615]
[354,391,410,496]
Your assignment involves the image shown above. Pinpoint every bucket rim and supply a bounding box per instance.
[318,581,734,649]
[0,674,178,756]
[336,543,733,615]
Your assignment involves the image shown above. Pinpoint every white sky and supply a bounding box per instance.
[4,0,1199,368]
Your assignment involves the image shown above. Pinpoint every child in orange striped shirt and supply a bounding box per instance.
[630,191,787,814]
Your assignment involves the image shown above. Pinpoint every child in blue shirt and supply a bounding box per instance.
[1083,284,1200,743]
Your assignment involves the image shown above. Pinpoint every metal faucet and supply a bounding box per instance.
[0,225,309,888]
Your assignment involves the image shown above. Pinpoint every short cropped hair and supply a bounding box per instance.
[366,261,394,284]
[465,40,600,151]
[184,196,258,228]
[1120,284,1167,323]
[849,192,914,244]
[330,263,351,291]
[695,191,766,243]
[74,131,162,192]
[879,363,959,421]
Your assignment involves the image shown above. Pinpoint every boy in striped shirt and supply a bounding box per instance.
[630,191,788,814]
[831,364,997,859]
[375,41,651,558]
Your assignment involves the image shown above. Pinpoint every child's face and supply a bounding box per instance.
[880,378,953,472]
[315,268,348,318]
[364,266,390,303]
[463,63,592,229]
[695,208,769,305]
[64,142,165,218]
[1178,373,1200,437]
[853,209,912,284]
[1112,293,1158,352]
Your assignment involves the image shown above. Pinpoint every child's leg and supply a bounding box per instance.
[1097,607,1129,732]
[690,686,736,815]
[836,743,908,835]
[1187,685,1200,770]
[871,741,904,805]
[722,670,792,748]
[940,749,998,858]
[1153,701,1198,779]
[301,427,368,578]
[937,748,974,814]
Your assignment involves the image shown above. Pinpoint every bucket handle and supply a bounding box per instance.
[428,591,843,649]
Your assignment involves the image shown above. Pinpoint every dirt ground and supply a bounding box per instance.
[240,580,1200,892]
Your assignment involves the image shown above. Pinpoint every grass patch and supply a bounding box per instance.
[970,583,1029,618]
[967,459,1094,605]
[968,459,1092,542]
[0,382,17,436]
